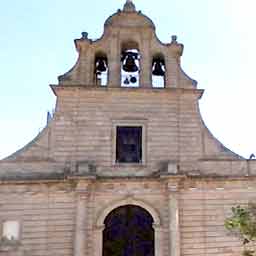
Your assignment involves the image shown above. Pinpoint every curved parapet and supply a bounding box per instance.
[104,8,155,30]
[179,67,198,89]
[1,120,53,163]
[2,0,251,181]
[57,1,194,89]
[201,118,244,160]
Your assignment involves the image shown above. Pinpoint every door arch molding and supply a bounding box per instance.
[94,197,163,256]
[103,205,154,256]
[96,197,161,227]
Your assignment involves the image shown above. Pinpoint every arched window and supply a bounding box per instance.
[94,52,108,86]
[152,54,166,88]
[121,41,140,87]
[103,205,154,256]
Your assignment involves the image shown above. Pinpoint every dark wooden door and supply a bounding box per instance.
[103,205,154,256]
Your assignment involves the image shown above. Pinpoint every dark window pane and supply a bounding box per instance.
[116,126,142,163]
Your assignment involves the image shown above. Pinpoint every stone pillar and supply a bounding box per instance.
[79,46,94,85]
[87,48,94,86]
[166,37,183,88]
[153,224,164,256]
[140,34,152,88]
[165,56,179,88]
[108,35,121,87]
[74,182,90,256]
[94,226,104,256]
[168,182,181,256]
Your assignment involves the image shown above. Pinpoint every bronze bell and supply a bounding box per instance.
[152,60,165,76]
[124,77,130,85]
[96,58,107,72]
[122,52,138,73]
[130,76,137,83]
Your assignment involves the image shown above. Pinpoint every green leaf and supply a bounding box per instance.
[225,204,256,256]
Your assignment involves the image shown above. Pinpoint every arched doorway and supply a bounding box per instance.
[103,205,154,256]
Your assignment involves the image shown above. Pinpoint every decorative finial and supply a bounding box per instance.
[249,153,255,160]
[123,0,136,12]
[171,35,177,43]
[81,32,88,39]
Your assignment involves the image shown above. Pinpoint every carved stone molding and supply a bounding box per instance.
[93,197,163,256]
[75,180,92,194]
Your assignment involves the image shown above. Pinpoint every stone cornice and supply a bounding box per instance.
[1,173,256,185]
[50,84,204,98]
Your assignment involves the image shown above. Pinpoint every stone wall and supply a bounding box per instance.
[0,177,255,256]
[0,183,76,256]
[3,87,241,177]
[180,178,256,256]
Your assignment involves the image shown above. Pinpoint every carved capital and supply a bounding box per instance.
[152,224,162,232]
[94,225,105,232]
[167,179,181,192]
[75,181,92,195]
[167,161,178,174]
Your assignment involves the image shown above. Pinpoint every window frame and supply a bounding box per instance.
[0,219,22,251]
[2,220,20,241]
[112,120,147,166]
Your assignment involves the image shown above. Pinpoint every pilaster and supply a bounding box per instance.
[74,181,91,256]
[167,180,181,256]
[153,224,164,256]
[140,33,152,88]
[93,226,104,256]
[166,56,179,88]
[109,34,121,87]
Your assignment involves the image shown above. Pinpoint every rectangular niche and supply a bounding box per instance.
[112,120,147,165]
[2,221,20,241]
[116,126,142,163]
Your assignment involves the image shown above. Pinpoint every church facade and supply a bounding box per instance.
[1,1,256,256]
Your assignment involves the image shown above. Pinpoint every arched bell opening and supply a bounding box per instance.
[152,54,166,88]
[103,204,154,256]
[121,41,140,87]
[94,52,108,86]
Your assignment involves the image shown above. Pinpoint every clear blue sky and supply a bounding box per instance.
[0,0,255,159]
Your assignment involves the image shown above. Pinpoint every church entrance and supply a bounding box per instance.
[103,205,155,256]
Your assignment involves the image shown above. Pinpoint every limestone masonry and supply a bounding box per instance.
[1,1,255,256]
